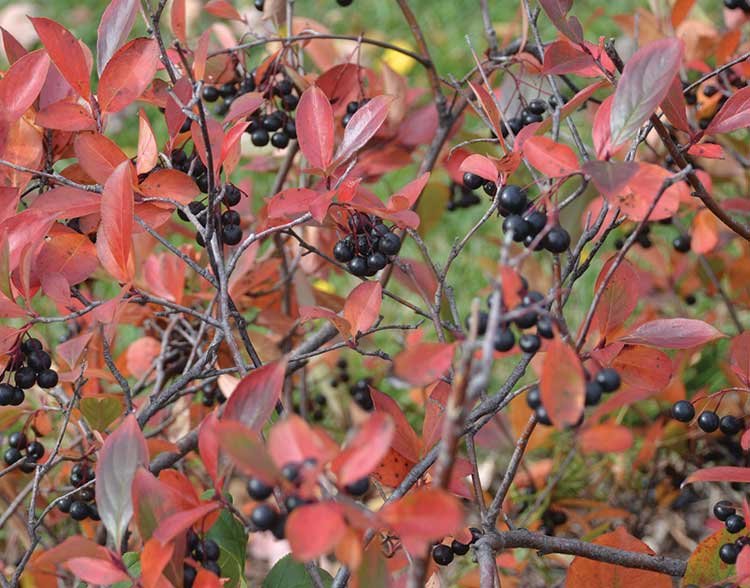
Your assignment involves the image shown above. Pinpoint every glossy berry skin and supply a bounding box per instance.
[4,447,21,466]
[585,381,603,406]
[463,172,484,191]
[247,477,274,501]
[671,400,695,422]
[720,415,744,436]
[271,132,290,149]
[15,367,36,389]
[378,233,401,256]
[493,328,515,352]
[57,496,72,513]
[519,333,541,353]
[224,185,242,207]
[451,540,470,556]
[337,0,354,5]
[432,544,454,566]
[21,338,43,354]
[202,86,219,102]
[36,369,58,389]
[344,477,370,496]
[222,224,242,246]
[535,406,552,426]
[525,210,547,236]
[204,561,221,576]
[203,539,221,561]
[714,500,736,521]
[251,504,279,530]
[367,252,387,272]
[544,226,571,254]
[250,129,270,146]
[69,500,90,521]
[9,386,24,406]
[522,111,543,126]
[353,387,374,411]
[719,542,740,564]
[271,514,287,540]
[8,432,27,450]
[221,210,240,226]
[673,234,691,253]
[465,311,489,336]
[697,411,720,433]
[527,99,547,115]
[281,462,301,485]
[0,383,14,405]
[333,240,355,263]
[184,565,197,588]
[27,441,44,460]
[726,514,746,534]
[503,215,530,242]
[526,385,541,410]
[28,351,52,372]
[537,317,554,339]
[595,368,621,392]
[499,185,527,214]
[347,256,368,276]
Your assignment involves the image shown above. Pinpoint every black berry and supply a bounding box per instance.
[0,384,14,405]
[8,432,27,449]
[671,400,695,422]
[503,215,530,242]
[673,234,691,253]
[222,224,243,246]
[535,406,552,426]
[720,415,744,436]
[203,539,220,561]
[69,500,90,521]
[57,496,72,513]
[432,544,454,566]
[344,477,370,496]
[499,185,527,214]
[247,478,274,501]
[451,540,470,556]
[527,99,547,115]
[463,172,484,191]
[698,411,720,433]
[271,132,290,149]
[537,317,554,339]
[466,311,489,336]
[251,504,279,530]
[493,327,515,352]
[4,447,21,466]
[347,256,368,276]
[224,184,242,207]
[519,333,541,354]
[221,210,240,226]
[334,239,355,263]
[585,381,603,406]
[251,129,270,146]
[281,462,301,485]
[378,233,401,256]
[726,514,746,534]
[714,500,736,521]
[719,542,740,564]
[28,351,51,372]
[595,368,621,393]
[21,338,43,354]
[526,385,541,410]
[15,367,36,389]
[544,226,571,254]
[36,369,58,389]
[202,86,219,102]
[27,441,44,461]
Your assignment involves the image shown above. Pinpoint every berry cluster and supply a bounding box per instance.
[172,147,210,194]
[202,70,258,119]
[500,98,549,138]
[1,338,58,407]
[527,367,621,426]
[715,500,749,564]
[467,290,555,355]
[4,432,45,473]
[670,400,745,436]
[57,462,99,521]
[333,213,402,277]
[292,391,327,422]
[176,183,244,247]
[201,383,226,408]
[432,528,482,566]
[342,99,368,127]
[184,529,222,584]
[331,359,373,411]
[446,180,481,211]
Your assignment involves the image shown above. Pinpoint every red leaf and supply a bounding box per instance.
[610,346,672,392]
[170,0,187,44]
[706,85,750,135]
[393,342,454,387]
[95,414,149,549]
[35,100,96,131]
[591,257,639,339]
[219,119,250,175]
[1,27,27,65]
[296,85,334,172]
[613,162,687,221]
[610,38,683,147]
[687,143,724,159]
[139,169,199,204]
[543,40,610,77]
[153,501,221,543]
[618,318,723,348]
[30,18,90,99]
[333,95,393,167]
[36,227,97,287]
[579,424,633,454]
[299,305,352,340]
[205,0,243,20]
[223,358,288,431]
[540,340,585,429]
[97,160,135,283]
[96,0,138,75]
[683,466,750,486]
[538,0,583,43]
[66,556,129,585]
[136,109,158,175]
[661,74,690,133]
[98,38,159,113]
[458,154,499,182]
[287,503,348,561]
[199,412,221,491]
[267,187,319,219]
[332,413,394,486]
[386,172,431,211]
[267,415,339,469]
[191,118,224,178]
[583,160,639,199]
[523,136,578,177]
[592,95,614,159]
[225,92,264,123]
[343,282,382,337]
[371,388,421,463]
[141,538,174,588]
[422,381,450,451]
[216,421,279,484]
[692,209,720,254]
[380,488,463,553]
[672,0,696,27]
[132,469,190,540]
[0,50,50,122]
[468,81,503,139]
[74,132,130,184]
[730,332,750,386]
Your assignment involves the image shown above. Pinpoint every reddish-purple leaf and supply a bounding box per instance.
[730,332,750,386]
[98,38,159,113]
[333,95,393,167]
[30,17,91,99]
[66,556,129,585]
[199,411,222,491]
[95,414,148,549]
[543,40,607,77]
[332,413,394,486]
[225,92,264,123]
[1,27,27,65]
[216,420,279,484]
[393,342,454,387]
[223,358,288,431]
[287,503,348,561]
[0,50,50,123]
[541,340,586,429]
[706,85,750,135]
[35,100,96,131]
[296,85,334,172]
[660,74,690,133]
[96,0,138,75]
[191,118,224,179]
[96,160,134,283]
[610,38,684,147]
[267,187,319,220]
[343,282,382,337]
[583,160,639,199]
[683,466,750,486]
[618,318,724,348]
[538,0,583,43]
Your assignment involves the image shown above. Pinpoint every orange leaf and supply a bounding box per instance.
[332,413,394,486]
[579,424,633,454]
[0,50,50,123]
[96,160,135,283]
[30,18,90,99]
[591,256,639,339]
[137,110,158,175]
[523,136,578,177]
[98,38,159,114]
[287,503,348,561]
[74,133,130,185]
[393,342,454,387]
[141,539,174,588]
[343,281,382,337]
[267,415,339,469]
[139,169,199,204]
[691,208,719,254]
[35,100,96,132]
[540,340,585,429]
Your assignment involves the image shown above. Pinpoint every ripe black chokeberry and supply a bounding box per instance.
[251,504,279,530]
[537,317,554,339]
[698,411,720,433]
[524,210,547,236]
[285,495,306,512]
[367,252,387,272]
[527,99,547,115]
[203,539,220,561]
[337,0,354,5]
[28,351,51,372]
[585,381,603,406]
[451,540,470,556]
[720,415,744,436]
[526,385,541,410]
[378,232,401,256]
[204,561,221,576]
[483,181,497,196]
[179,118,192,134]
[79,487,95,502]
[463,172,484,191]
[544,226,571,254]
[595,368,621,393]
[671,400,695,422]
[334,240,355,263]
[499,185,527,214]
[57,496,72,513]
[4,447,21,466]
[344,477,370,496]
[522,110,543,126]
[347,256,368,276]
[224,184,242,207]
[281,94,299,111]
[271,132,290,149]
[673,234,691,253]
[469,528,483,544]
[202,86,219,102]
[251,129,270,146]
[535,405,552,426]
[281,462,301,485]
[271,514,287,539]
[27,441,44,460]
[15,367,36,389]
[184,564,197,588]
[69,500,90,521]
[353,387,374,411]
[9,386,24,406]
[247,477,274,501]
[262,113,283,132]
[36,369,58,389]
[719,542,740,564]
[503,215,530,242]
[505,117,523,136]
[222,224,242,246]
[254,0,264,10]
[8,432,27,450]
[285,120,297,139]
[0,383,14,405]
[276,79,293,95]
[726,514,746,534]
[179,201,205,222]
[432,544,454,566]
[342,114,353,127]
[221,210,240,226]
[347,101,360,114]
[519,333,541,353]
[714,500,736,521]
[21,338,43,354]
[493,327,515,352]
[465,311,489,336]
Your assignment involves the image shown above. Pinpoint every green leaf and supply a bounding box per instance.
[262,554,333,588]
[111,552,140,588]
[682,528,747,586]
[207,510,248,588]
[79,396,121,431]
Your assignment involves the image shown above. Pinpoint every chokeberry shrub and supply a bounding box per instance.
[3,0,750,586]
